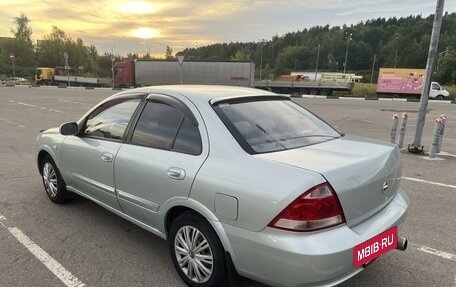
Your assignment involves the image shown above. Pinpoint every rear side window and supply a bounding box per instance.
[214,98,340,154]
[173,118,202,155]
[131,101,202,155]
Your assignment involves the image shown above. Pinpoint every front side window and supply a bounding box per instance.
[131,101,202,155]
[84,99,140,140]
[214,98,341,154]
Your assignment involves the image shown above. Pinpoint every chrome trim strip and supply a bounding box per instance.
[72,173,116,195]
[117,189,160,212]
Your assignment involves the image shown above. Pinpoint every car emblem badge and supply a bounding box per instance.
[382,181,389,192]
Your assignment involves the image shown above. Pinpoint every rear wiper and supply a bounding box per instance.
[255,124,287,150]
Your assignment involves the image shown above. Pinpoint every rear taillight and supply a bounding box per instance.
[268,182,345,232]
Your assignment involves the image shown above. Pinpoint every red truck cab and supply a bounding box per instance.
[113,60,135,88]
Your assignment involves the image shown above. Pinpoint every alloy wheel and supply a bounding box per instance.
[43,162,58,198]
[174,225,214,283]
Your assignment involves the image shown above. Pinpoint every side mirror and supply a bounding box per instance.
[59,122,79,136]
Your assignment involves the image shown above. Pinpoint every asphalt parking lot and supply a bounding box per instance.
[0,85,455,287]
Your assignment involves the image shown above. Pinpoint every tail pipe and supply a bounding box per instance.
[396,237,408,251]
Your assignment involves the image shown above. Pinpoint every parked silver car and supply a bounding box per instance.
[1,76,30,86]
[36,85,409,287]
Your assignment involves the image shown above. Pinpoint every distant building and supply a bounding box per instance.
[36,39,47,48]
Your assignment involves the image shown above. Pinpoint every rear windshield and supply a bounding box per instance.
[213,98,341,154]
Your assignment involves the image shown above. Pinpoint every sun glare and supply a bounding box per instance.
[132,28,158,39]
[116,1,156,14]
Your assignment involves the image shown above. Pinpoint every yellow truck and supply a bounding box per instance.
[35,67,109,87]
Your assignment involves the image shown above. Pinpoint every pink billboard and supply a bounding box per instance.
[377,68,426,95]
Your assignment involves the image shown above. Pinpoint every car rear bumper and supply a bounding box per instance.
[222,190,409,287]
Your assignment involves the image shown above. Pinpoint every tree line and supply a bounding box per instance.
[1,13,455,84]
[181,12,456,84]
[0,14,174,80]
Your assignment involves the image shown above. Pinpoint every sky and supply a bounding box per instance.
[0,0,455,57]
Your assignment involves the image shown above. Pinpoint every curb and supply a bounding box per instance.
[32,85,116,91]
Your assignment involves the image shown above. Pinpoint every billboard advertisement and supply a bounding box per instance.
[377,68,426,94]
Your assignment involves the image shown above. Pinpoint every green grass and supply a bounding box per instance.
[443,84,456,100]
[351,83,377,97]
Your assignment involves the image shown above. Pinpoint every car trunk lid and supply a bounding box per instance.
[256,135,402,227]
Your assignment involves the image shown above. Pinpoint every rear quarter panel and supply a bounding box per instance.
[191,153,327,232]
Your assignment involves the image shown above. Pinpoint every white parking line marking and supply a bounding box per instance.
[8,227,86,287]
[0,213,85,287]
[438,152,456,158]
[11,101,63,114]
[412,244,456,262]
[58,99,84,105]
[340,97,365,101]
[17,102,39,108]
[420,156,445,161]
[379,98,407,102]
[402,177,456,190]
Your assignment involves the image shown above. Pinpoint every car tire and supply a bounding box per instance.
[436,95,444,101]
[168,211,226,287]
[41,155,71,204]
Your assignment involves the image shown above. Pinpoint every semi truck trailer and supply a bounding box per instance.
[113,60,255,88]
[113,60,355,95]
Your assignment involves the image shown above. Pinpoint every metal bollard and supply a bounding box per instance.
[429,118,443,159]
[437,114,446,153]
[397,113,408,149]
[390,114,399,144]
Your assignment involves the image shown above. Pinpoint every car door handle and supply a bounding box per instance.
[167,167,185,180]
[101,152,113,163]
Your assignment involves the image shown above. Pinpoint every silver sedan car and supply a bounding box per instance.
[36,85,409,287]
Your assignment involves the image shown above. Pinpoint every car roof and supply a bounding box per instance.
[112,85,281,105]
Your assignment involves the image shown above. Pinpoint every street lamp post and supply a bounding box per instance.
[436,48,448,69]
[343,33,352,74]
[259,42,265,81]
[315,43,320,81]
[195,42,199,59]
[111,56,115,89]
[409,0,445,153]
[370,54,377,83]
[64,52,69,87]
[394,33,399,68]
[9,52,15,77]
